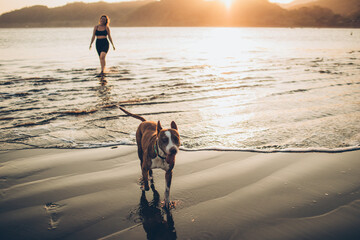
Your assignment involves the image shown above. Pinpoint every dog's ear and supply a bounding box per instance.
[170,121,178,130]
[157,121,162,134]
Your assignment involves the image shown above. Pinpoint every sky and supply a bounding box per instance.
[0,0,294,15]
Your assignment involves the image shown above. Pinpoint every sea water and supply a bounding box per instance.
[0,27,359,152]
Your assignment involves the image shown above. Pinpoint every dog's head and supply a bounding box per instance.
[157,121,180,163]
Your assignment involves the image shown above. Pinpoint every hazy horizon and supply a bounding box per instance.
[0,0,295,15]
[0,0,135,14]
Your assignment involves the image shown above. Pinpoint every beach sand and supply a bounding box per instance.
[0,146,359,240]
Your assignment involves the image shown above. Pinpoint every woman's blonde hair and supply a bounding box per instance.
[99,15,110,26]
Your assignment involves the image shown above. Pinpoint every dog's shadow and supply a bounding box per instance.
[139,185,177,240]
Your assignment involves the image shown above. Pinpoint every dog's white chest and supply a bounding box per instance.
[151,157,169,171]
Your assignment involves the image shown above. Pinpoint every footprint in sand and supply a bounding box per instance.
[44,202,65,230]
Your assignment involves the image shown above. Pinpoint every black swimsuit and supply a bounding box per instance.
[95,28,109,56]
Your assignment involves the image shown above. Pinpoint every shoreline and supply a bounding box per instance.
[0,146,359,239]
[2,144,360,154]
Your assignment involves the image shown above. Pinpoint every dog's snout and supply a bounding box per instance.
[170,147,178,155]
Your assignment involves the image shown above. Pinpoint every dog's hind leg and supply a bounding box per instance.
[136,128,143,166]
[141,156,150,191]
[138,147,143,167]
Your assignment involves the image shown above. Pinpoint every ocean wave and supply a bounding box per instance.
[117,93,239,107]
[55,109,98,116]
[179,146,360,153]
[3,143,359,153]
[7,116,58,129]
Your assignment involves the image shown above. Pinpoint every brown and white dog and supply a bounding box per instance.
[119,106,180,208]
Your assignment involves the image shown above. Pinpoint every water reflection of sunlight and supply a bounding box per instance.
[199,92,256,144]
[191,28,265,146]
[194,28,256,69]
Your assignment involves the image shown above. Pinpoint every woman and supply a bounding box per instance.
[89,15,115,75]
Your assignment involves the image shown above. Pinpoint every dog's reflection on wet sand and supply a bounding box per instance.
[139,184,177,240]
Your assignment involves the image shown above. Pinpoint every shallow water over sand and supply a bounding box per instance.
[0,27,359,151]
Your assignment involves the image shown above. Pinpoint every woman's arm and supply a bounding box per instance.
[107,26,116,50]
[89,26,96,49]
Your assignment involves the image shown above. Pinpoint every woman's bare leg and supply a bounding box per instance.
[99,52,107,73]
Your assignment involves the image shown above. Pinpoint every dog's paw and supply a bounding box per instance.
[140,185,148,191]
[163,199,176,209]
[164,200,170,209]
[149,176,154,184]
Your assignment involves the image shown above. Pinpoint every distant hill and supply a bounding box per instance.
[231,0,287,27]
[0,1,154,27]
[0,0,358,28]
[127,0,227,26]
[286,0,360,16]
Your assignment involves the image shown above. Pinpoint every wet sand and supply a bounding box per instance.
[0,146,359,240]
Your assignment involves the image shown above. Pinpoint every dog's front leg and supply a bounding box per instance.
[164,170,172,208]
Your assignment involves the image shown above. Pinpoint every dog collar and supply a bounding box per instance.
[154,142,166,160]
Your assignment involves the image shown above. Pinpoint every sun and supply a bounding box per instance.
[218,0,294,9]
[268,0,294,3]
[219,0,233,9]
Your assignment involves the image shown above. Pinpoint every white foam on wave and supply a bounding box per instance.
[4,140,360,153]
[72,139,137,149]
[67,143,360,153]
[179,146,360,153]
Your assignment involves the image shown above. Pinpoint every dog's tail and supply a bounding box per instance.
[118,106,146,122]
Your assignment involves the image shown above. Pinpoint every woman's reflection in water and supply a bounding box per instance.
[97,75,112,106]
[139,184,177,240]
